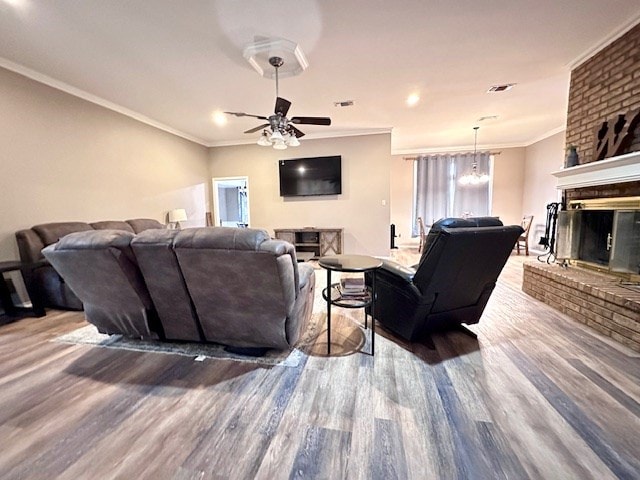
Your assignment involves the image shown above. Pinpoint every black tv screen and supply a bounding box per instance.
[279,155,342,197]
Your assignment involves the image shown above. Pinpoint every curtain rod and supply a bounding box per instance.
[403,151,502,160]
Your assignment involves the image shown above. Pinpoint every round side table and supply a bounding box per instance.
[318,254,382,356]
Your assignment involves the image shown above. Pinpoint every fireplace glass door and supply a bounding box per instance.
[557,209,640,276]
[610,210,640,275]
[578,210,613,266]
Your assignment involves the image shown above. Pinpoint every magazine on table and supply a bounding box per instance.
[337,275,368,298]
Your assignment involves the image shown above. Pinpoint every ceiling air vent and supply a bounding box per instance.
[334,100,354,107]
[487,83,516,93]
[478,115,499,122]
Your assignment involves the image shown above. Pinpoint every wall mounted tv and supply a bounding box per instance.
[279,155,342,197]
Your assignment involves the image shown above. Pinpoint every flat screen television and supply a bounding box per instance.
[279,155,342,197]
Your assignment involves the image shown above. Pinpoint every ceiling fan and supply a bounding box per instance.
[224,56,331,149]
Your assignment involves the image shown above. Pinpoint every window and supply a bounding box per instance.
[413,153,492,234]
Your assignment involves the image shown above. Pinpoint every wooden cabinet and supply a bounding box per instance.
[274,228,343,257]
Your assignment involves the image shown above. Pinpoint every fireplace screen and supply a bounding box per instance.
[580,210,613,266]
[557,209,640,275]
[610,210,640,274]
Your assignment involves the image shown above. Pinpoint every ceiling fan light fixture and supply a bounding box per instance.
[257,131,271,146]
[269,130,284,142]
[273,139,287,150]
[243,38,308,79]
[287,134,300,147]
[227,44,331,149]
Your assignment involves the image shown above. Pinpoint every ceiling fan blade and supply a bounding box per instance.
[274,97,291,117]
[289,125,305,138]
[244,124,270,134]
[290,116,331,126]
[224,111,268,120]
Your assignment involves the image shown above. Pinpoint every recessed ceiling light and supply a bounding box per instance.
[406,93,420,106]
[487,84,516,93]
[212,111,227,126]
[1,0,27,8]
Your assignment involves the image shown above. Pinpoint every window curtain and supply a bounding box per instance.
[413,152,491,234]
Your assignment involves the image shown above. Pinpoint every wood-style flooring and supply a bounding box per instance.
[0,252,638,479]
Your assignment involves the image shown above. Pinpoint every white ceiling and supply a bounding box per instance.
[1,0,639,152]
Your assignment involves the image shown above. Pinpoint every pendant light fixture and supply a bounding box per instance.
[459,126,490,185]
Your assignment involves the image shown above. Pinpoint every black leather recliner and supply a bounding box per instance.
[366,217,523,342]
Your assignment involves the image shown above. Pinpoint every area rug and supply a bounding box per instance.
[53,324,306,367]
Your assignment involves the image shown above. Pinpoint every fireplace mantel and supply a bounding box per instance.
[552,151,640,190]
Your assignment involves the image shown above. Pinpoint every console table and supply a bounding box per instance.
[274,228,343,258]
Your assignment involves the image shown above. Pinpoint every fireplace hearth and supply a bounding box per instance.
[523,151,640,352]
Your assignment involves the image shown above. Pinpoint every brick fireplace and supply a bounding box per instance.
[522,23,640,352]
[524,152,640,352]
[554,153,640,279]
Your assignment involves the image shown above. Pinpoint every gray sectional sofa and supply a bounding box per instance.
[43,227,316,350]
[16,218,165,310]
[16,219,164,310]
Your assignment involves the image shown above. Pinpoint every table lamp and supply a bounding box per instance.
[168,208,188,229]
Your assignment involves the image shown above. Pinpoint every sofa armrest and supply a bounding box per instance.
[298,262,315,289]
[16,229,46,263]
[378,259,416,283]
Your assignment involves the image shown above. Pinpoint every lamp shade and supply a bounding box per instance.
[168,208,187,223]
[257,133,271,146]
[287,135,300,147]
[269,130,284,142]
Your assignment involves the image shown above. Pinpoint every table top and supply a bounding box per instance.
[318,254,382,272]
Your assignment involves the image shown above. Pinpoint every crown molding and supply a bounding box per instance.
[524,126,566,146]
[392,126,569,155]
[0,57,208,146]
[392,141,525,156]
[567,14,640,70]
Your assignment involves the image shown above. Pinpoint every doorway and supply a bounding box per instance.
[212,177,250,227]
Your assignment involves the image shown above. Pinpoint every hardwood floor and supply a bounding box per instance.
[0,253,638,479]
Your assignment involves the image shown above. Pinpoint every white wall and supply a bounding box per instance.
[522,131,565,249]
[0,67,210,262]
[390,154,415,244]
[491,147,526,225]
[209,134,392,256]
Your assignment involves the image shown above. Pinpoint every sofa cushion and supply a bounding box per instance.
[173,227,301,348]
[91,220,135,232]
[32,222,93,247]
[131,229,203,342]
[174,226,270,251]
[126,218,164,233]
[56,229,136,250]
[43,229,157,338]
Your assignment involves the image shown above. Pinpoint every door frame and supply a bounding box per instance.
[212,176,251,227]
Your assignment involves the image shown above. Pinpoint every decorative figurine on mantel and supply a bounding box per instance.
[565,145,579,168]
